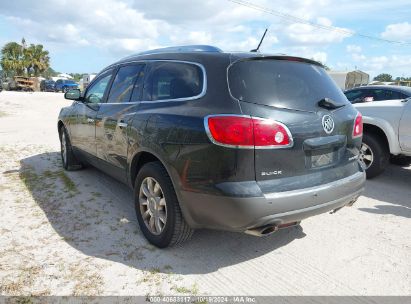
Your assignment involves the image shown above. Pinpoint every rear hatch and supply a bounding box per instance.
[228,57,361,192]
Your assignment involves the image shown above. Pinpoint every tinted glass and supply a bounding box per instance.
[344,90,366,103]
[85,73,112,104]
[384,90,406,100]
[145,62,203,101]
[370,89,388,101]
[228,59,349,111]
[107,64,144,103]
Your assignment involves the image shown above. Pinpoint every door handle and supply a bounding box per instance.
[87,118,95,124]
[117,121,128,128]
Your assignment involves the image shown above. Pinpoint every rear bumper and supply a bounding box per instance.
[179,170,366,231]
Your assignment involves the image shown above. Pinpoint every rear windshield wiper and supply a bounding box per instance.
[317,98,345,110]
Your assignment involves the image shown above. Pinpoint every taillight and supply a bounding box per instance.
[205,115,293,149]
[206,115,254,147]
[353,112,363,138]
[253,118,291,147]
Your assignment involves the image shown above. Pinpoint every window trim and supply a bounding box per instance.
[105,63,146,104]
[96,60,207,104]
[84,69,115,104]
[142,60,207,103]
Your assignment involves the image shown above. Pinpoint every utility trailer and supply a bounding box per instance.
[328,70,369,90]
[2,76,39,91]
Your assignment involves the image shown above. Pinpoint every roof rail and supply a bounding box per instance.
[135,45,223,56]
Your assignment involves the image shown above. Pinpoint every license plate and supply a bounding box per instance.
[311,151,335,168]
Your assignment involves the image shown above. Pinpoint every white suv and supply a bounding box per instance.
[349,86,411,178]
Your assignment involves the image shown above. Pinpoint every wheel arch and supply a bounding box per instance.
[129,151,163,188]
[57,120,65,136]
[128,149,196,227]
[362,116,401,155]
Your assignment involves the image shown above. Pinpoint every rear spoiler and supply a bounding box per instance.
[231,55,324,68]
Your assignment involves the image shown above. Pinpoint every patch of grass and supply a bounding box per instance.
[143,244,156,252]
[19,166,40,190]
[57,170,77,192]
[173,283,199,295]
[0,265,42,295]
[91,191,102,197]
[149,267,160,274]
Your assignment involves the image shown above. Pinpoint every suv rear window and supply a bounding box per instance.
[144,62,204,101]
[228,59,349,112]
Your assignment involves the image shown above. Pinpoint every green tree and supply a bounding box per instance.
[0,42,24,77]
[43,67,58,79]
[26,44,50,76]
[0,39,50,77]
[69,73,83,82]
[373,73,393,82]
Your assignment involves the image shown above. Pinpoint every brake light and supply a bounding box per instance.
[253,118,291,147]
[353,112,363,138]
[205,115,293,148]
[207,116,254,147]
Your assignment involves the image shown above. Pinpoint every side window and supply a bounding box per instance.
[385,90,404,100]
[400,93,409,99]
[144,62,203,101]
[85,73,113,104]
[370,89,387,101]
[345,90,365,103]
[107,64,144,103]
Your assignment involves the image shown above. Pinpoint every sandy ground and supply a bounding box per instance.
[0,91,410,296]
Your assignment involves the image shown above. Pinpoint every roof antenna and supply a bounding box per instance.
[250,28,268,52]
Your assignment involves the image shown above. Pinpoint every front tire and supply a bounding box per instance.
[360,133,389,179]
[59,126,82,170]
[134,161,193,248]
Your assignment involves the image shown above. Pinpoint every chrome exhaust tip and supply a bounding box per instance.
[245,225,278,237]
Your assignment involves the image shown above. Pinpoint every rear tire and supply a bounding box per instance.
[360,133,389,179]
[134,161,193,248]
[59,126,82,171]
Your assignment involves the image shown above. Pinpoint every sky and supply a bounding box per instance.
[0,0,410,78]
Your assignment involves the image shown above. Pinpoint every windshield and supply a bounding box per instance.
[64,80,76,84]
[228,59,349,112]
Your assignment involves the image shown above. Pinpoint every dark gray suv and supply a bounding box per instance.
[58,45,366,247]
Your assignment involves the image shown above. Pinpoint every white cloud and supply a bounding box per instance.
[351,53,411,77]
[381,22,411,42]
[311,52,328,63]
[285,17,352,45]
[0,0,350,56]
[346,44,362,53]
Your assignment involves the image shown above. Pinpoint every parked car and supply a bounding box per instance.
[54,79,78,93]
[40,79,56,92]
[344,85,411,104]
[353,96,411,178]
[58,45,365,248]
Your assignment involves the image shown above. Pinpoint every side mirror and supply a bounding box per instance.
[64,89,81,100]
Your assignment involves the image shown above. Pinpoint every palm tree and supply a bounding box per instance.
[0,42,24,76]
[29,44,50,76]
[1,39,50,77]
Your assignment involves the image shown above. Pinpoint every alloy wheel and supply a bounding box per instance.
[139,177,167,235]
[359,143,374,169]
[61,131,67,165]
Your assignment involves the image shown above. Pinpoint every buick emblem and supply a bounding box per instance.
[322,115,334,134]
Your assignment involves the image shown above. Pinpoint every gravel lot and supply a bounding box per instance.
[0,91,410,296]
